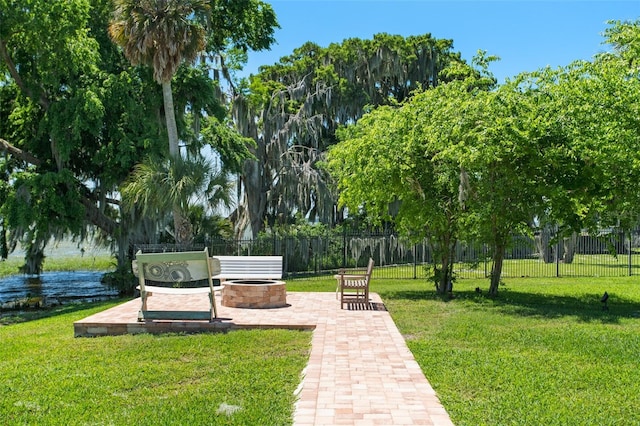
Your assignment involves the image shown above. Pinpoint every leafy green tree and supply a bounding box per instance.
[120,155,234,239]
[329,78,485,293]
[0,0,276,276]
[0,0,114,273]
[328,20,640,297]
[603,18,640,67]
[460,21,640,294]
[109,0,276,246]
[233,33,477,238]
[455,82,549,294]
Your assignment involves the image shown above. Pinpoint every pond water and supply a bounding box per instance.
[0,271,119,308]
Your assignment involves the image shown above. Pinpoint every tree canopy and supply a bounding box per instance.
[232,33,481,238]
[0,0,277,276]
[328,20,640,295]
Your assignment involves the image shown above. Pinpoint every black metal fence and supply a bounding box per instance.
[135,228,640,280]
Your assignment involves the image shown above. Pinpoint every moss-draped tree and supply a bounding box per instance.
[232,33,475,238]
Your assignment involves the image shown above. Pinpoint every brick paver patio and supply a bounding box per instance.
[74,292,454,425]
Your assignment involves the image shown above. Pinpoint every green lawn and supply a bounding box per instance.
[375,276,640,426]
[2,274,640,425]
[0,302,311,425]
[0,255,115,278]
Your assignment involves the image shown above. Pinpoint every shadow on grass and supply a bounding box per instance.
[0,298,126,325]
[382,289,640,324]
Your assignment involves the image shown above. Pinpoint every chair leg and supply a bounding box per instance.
[208,292,216,321]
[138,291,149,321]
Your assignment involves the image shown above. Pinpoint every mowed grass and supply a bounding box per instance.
[375,276,640,426]
[289,276,640,425]
[2,270,640,424]
[0,255,115,278]
[0,301,311,425]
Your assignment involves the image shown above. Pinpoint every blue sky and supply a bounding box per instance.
[243,0,640,83]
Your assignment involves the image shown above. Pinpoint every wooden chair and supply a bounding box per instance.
[337,258,374,309]
[133,248,220,321]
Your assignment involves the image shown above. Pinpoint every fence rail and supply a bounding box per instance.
[135,229,640,280]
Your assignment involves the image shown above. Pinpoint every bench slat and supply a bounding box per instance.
[137,285,221,295]
[139,310,213,321]
[213,255,283,280]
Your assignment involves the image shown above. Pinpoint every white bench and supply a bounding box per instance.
[211,255,283,281]
[133,248,221,321]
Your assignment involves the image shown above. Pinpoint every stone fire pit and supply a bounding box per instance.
[221,279,287,308]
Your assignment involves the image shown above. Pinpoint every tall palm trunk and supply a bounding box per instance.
[162,80,191,244]
[162,81,180,158]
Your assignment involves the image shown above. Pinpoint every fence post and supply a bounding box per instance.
[556,239,560,278]
[342,228,347,268]
[413,243,417,279]
[315,236,319,275]
[484,244,488,278]
[629,230,633,277]
[283,236,288,277]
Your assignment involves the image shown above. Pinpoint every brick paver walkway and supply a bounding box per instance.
[75,292,454,425]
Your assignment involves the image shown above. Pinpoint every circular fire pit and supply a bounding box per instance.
[221,279,287,308]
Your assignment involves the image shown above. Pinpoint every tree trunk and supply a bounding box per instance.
[535,227,554,264]
[488,242,505,296]
[438,252,450,294]
[433,233,456,294]
[161,80,191,244]
[0,219,8,260]
[562,232,578,264]
[162,80,180,158]
[20,237,47,276]
[173,206,194,245]
[238,159,267,238]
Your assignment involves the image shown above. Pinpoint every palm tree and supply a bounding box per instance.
[121,156,233,243]
[109,0,209,243]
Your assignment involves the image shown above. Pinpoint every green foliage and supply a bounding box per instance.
[1,0,157,266]
[328,20,640,294]
[2,170,85,236]
[91,69,165,187]
[109,0,209,84]
[603,18,640,67]
[173,64,226,136]
[120,155,237,247]
[328,78,484,292]
[205,0,278,53]
[0,305,310,424]
[200,116,256,173]
[189,204,234,243]
[121,156,212,217]
[234,31,476,237]
[0,0,99,89]
[1,0,278,266]
[100,264,134,294]
[266,214,330,238]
